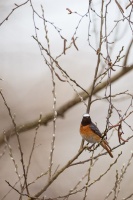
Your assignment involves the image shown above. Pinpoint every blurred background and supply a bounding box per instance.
[0,0,133,199]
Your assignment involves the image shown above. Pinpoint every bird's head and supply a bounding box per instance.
[81,113,91,126]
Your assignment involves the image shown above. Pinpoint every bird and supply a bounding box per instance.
[80,113,113,158]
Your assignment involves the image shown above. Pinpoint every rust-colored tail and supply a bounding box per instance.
[101,141,113,158]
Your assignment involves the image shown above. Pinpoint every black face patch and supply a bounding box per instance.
[81,116,91,126]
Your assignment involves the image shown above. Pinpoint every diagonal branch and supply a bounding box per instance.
[0,65,133,146]
[0,0,30,26]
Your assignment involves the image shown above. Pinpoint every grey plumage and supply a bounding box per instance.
[89,122,102,138]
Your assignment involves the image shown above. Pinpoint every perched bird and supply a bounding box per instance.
[80,113,113,158]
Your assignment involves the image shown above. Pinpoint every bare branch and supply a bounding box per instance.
[0,66,133,146]
[0,0,30,26]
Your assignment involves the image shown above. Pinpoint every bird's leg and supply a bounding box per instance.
[85,143,95,151]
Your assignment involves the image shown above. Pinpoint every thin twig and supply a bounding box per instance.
[30,146,86,199]
[0,90,29,195]
[1,66,133,146]
[0,0,30,26]
[86,0,105,113]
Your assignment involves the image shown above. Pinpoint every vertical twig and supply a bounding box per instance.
[48,70,57,181]
[40,5,57,181]
[104,0,113,137]
[83,151,94,200]
[26,114,42,180]
[86,0,104,113]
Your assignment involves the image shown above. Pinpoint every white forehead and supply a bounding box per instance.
[83,113,90,117]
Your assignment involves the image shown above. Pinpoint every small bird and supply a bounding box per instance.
[80,113,113,158]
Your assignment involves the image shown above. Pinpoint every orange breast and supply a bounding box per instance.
[80,124,101,143]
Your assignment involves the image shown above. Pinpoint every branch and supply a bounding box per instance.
[86,0,104,114]
[0,65,133,145]
[0,0,30,26]
[31,146,86,199]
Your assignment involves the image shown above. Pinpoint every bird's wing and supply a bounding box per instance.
[89,122,102,138]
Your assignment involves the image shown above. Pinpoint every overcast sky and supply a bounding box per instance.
[0,1,133,199]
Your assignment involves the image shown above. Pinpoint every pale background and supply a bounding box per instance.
[0,0,133,199]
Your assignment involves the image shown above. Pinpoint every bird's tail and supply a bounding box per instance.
[101,141,113,158]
